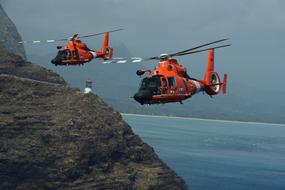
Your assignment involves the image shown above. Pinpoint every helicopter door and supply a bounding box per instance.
[160,77,168,94]
[167,77,176,94]
[72,50,79,59]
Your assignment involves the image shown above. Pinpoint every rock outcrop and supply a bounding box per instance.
[0,49,188,189]
[0,5,26,59]
[0,48,65,85]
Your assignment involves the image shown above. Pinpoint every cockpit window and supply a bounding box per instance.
[161,77,167,87]
[140,76,161,90]
[72,50,79,59]
[139,76,163,95]
[56,50,69,60]
[167,77,176,87]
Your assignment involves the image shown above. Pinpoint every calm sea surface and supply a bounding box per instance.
[122,114,285,190]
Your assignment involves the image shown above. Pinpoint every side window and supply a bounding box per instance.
[60,50,68,60]
[66,50,71,59]
[161,77,168,87]
[72,50,79,59]
[161,77,168,94]
[167,77,176,87]
[139,78,148,90]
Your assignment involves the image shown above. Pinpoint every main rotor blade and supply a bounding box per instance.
[77,28,123,39]
[170,38,229,57]
[142,56,160,61]
[102,44,230,64]
[133,44,231,62]
[18,39,62,44]
[102,57,147,64]
[18,28,123,44]
[175,44,231,57]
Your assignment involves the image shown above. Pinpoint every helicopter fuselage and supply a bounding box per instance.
[51,40,94,65]
[134,58,205,104]
[134,49,227,105]
[51,32,113,66]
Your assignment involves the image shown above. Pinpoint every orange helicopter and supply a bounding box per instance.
[19,29,123,66]
[117,39,230,105]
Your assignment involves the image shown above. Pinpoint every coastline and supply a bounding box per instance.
[121,113,285,127]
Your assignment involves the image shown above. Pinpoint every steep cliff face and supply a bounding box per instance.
[0,49,188,189]
[0,5,26,59]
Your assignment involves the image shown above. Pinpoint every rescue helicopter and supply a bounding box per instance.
[108,39,230,105]
[18,29,123,66]
[134,39,230,104]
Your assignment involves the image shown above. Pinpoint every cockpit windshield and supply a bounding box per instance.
[139,75,162,95]
[52,49,71,64]
[140,76,161,89]
[56,50,69,60]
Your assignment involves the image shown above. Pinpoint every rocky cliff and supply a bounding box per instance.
[0,50,187,190]
[0,4,26,59]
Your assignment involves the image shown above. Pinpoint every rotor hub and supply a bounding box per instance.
[159,54,170,62]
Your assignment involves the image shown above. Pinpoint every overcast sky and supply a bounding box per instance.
[1,0,285,92]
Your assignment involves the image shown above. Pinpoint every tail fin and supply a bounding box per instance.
[101,32,113,59]
[95,32,113,60]
[204,49,215,84]
[203,49,226,95]
[101,32,109,52]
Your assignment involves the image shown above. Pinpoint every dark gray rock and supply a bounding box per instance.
[0,48,65,85]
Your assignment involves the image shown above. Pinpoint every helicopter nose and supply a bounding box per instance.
[134,90,152,105]
[51,58,60,65]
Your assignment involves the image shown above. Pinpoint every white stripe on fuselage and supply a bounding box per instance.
[90,51,97,58]
[192,80,203,94]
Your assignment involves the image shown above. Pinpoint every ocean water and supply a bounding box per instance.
[122,114,285,190]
